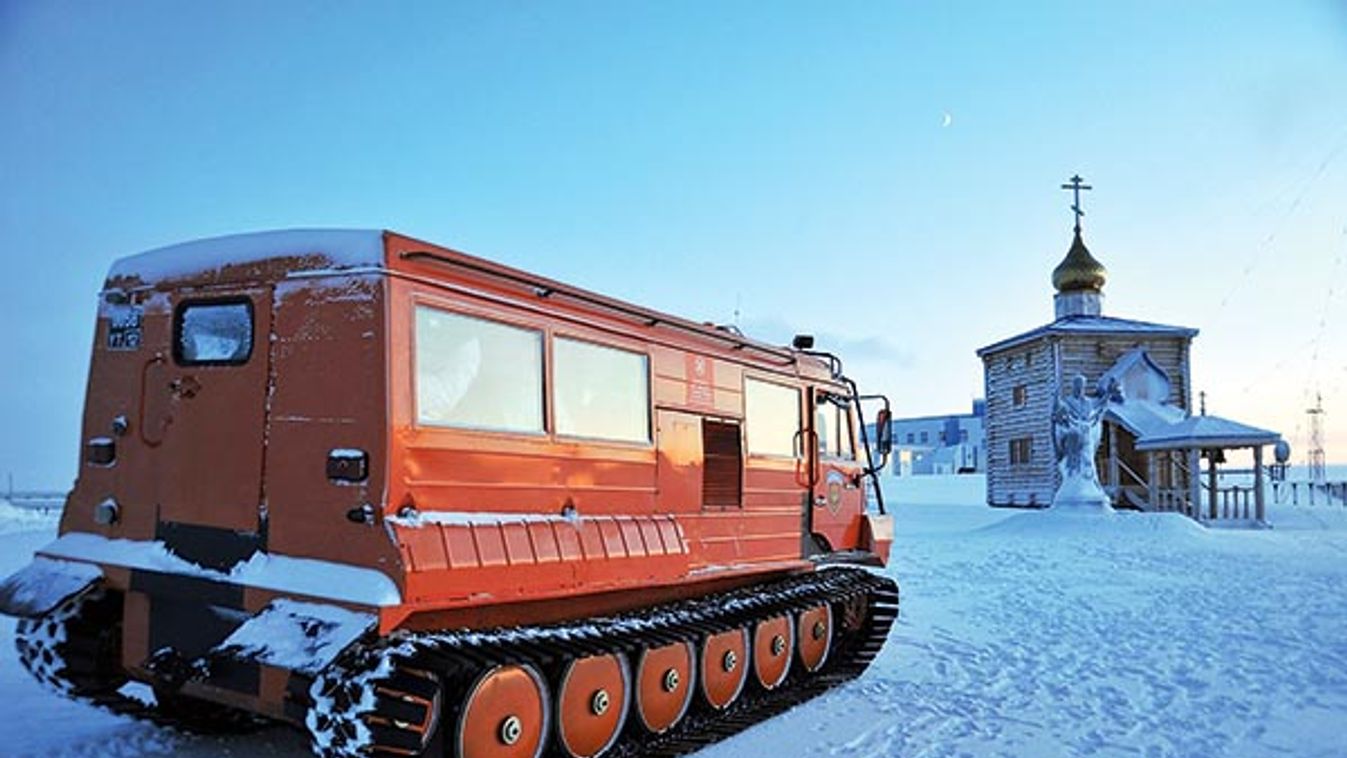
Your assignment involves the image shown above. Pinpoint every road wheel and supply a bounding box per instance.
[456,663,549,758]
[751,616,793,690]
[555,653,629,757]
[796,604,833,672]
[633,641,694,734]
[699,628,748,710]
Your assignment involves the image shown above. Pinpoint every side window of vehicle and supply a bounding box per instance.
[816,395,856,461]
[414,305,544,433]
[745,377,801,457]
[175,300,253,365]
[553,336,650,443]
[815,405,830,457]
[839,404,856,460]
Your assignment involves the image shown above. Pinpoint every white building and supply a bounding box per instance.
[873,400,986,476]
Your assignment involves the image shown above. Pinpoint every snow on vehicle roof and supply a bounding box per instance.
[107,228,386,284]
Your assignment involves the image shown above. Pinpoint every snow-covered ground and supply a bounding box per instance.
[4,484,1347,757]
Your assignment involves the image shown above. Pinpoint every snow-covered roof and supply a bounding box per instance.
[1098,346,1169,391]
[977,315,1198,356]
[1106,396,1278,451]
[107,229,386,285]
[1133,413,1280,451]
[1105,398,1188,439]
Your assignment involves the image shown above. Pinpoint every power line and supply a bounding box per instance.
[1212,123,1347,322]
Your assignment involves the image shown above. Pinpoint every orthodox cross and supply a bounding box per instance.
[1060,174,1092,233]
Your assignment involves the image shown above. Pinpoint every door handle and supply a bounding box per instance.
[139,354,170,447]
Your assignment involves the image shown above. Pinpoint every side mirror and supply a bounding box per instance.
[875,408,893,457]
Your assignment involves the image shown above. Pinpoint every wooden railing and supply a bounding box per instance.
[2,490,66,513]
[1209,486,1258,521]
[1152,488,1195,516]
[1275,481,1347,507]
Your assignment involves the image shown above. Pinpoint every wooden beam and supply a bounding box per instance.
[1108,423,1119,495]
[1207,450,1218,520]
[1188,449,1201,519]
[1254,445,1266,523]
[1147,452,1158,511]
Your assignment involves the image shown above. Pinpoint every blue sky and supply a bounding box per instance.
[2,1,1345,488]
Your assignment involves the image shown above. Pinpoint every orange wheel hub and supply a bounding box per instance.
[555,653,629,758]
[752,616,793,690]
[797,604,833,672]
[456,663,549,758]
[633,641,694,734]
[699,628,749,710]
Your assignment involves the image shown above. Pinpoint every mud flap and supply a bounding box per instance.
[861,514,894,564]
[0,557,103,618]
[207,599,376,676]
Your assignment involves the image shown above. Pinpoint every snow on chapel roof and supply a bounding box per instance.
[107,229,386,285]
[1132,414,1280,451]
[977,315,1199,356]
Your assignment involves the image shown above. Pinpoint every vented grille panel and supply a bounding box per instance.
[703,420,743,508]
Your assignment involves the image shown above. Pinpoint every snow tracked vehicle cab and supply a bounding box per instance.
[1,230,899,758]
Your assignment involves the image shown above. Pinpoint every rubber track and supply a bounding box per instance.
[348,566,900,757]
[14,590,265,735]
[17,567,899,756]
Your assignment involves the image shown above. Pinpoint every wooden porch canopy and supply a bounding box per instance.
[1132,414,1281,522]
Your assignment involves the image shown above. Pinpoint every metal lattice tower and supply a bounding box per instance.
[1307,393,1327,483]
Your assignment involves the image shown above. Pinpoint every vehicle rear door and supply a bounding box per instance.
[144,289,272,568]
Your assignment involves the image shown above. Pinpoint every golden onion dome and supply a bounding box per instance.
[1052,229,1107,293]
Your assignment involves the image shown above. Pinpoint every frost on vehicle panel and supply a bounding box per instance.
[37,533,402,607]
[0,557,102,617]
[211,599,376,675]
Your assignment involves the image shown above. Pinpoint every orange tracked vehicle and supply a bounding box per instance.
[0,230,898,757]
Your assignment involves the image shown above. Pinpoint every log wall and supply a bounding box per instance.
[982,331,1194,508]
[982,337,1058,507]
[1057,335,1191,409]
